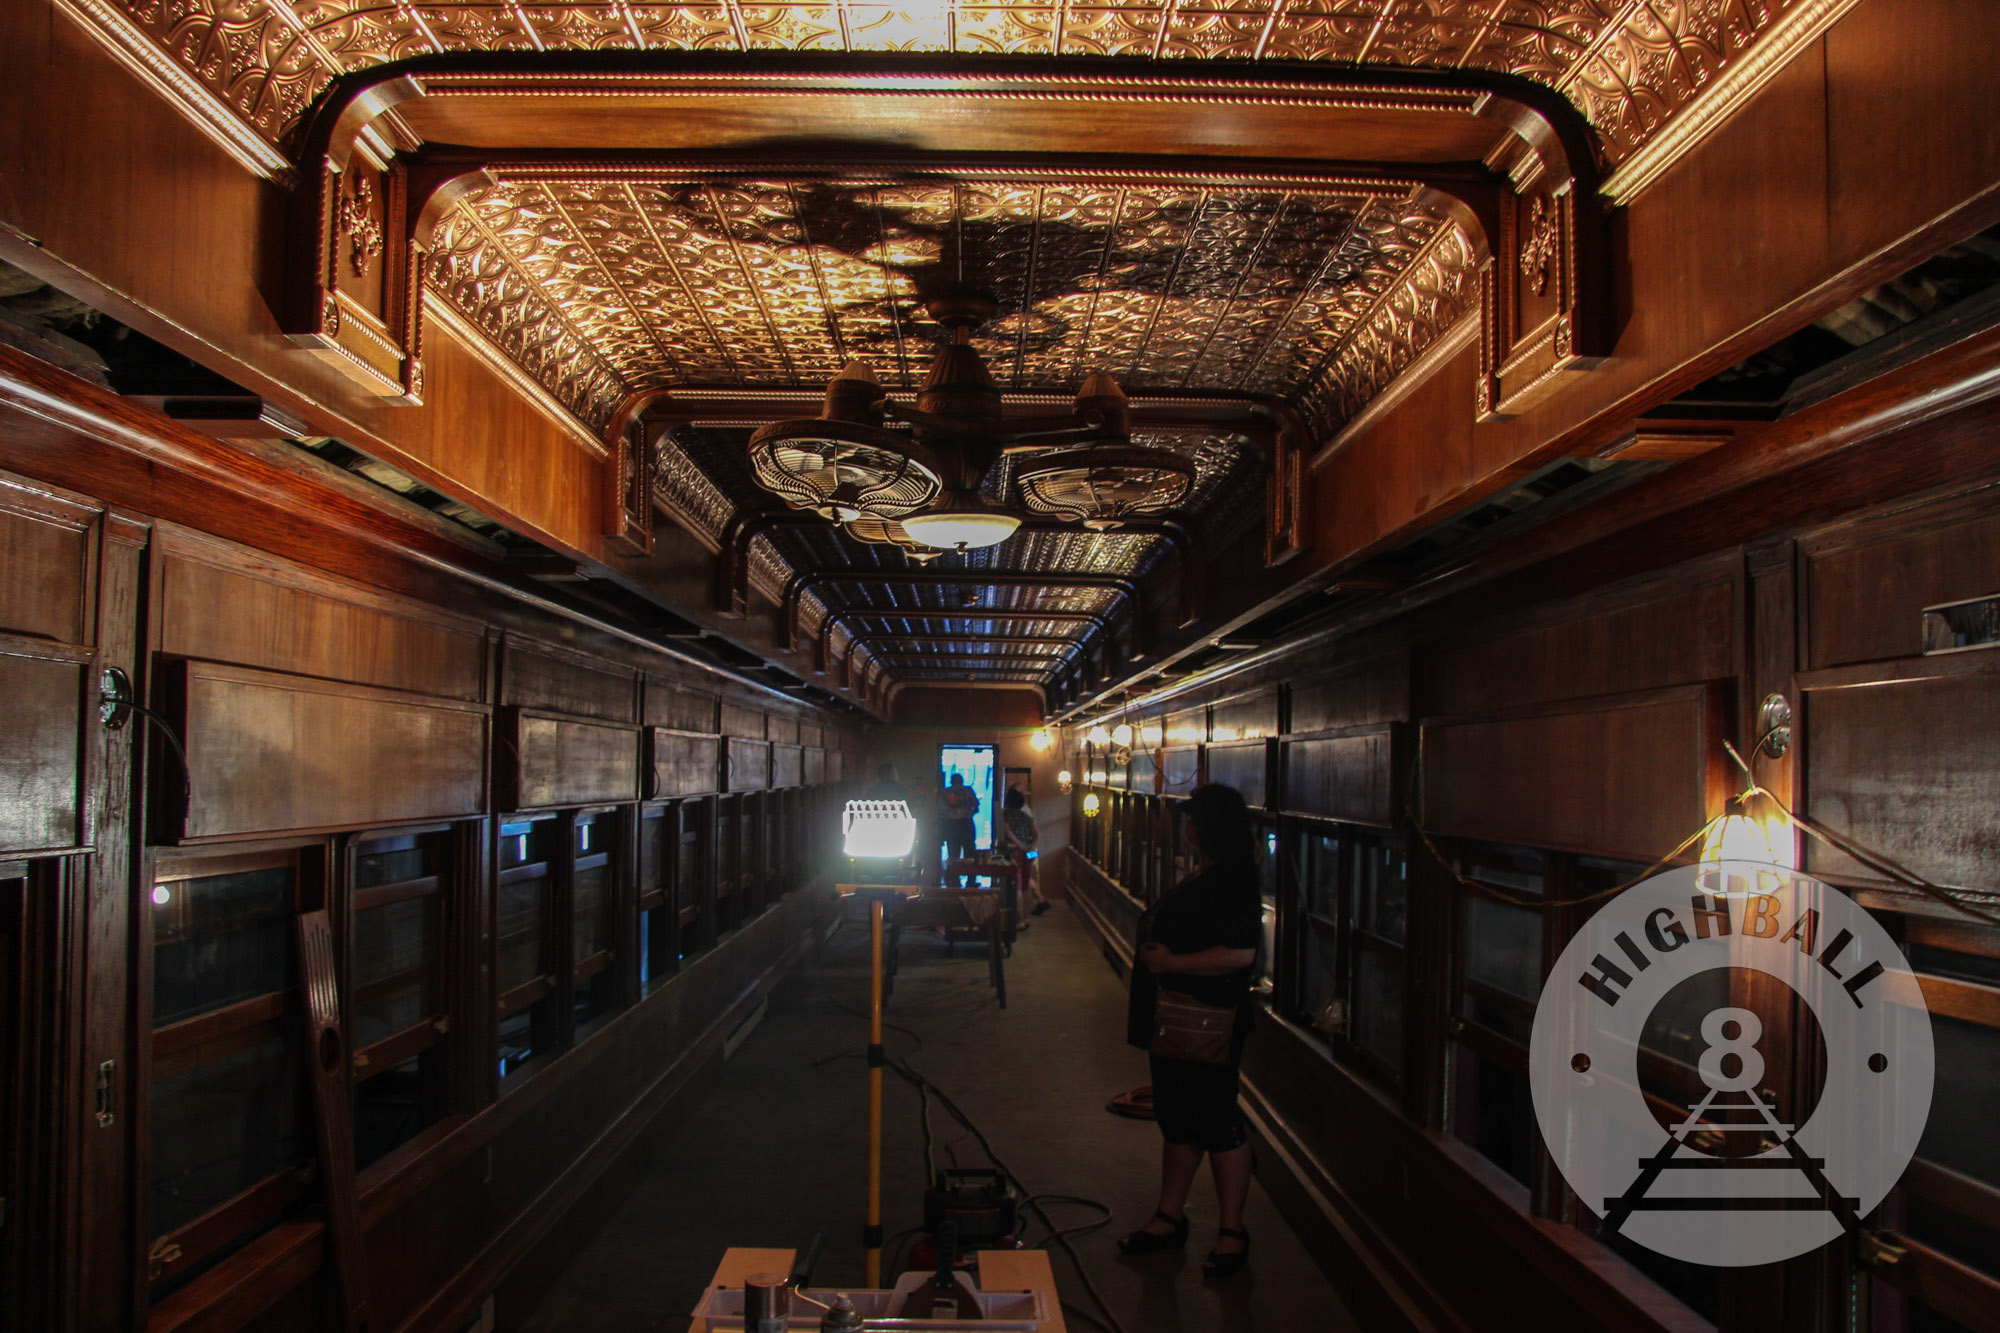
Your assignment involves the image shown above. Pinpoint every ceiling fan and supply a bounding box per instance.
[747,294,1196,550]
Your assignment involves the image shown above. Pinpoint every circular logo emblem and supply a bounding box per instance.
[1530,863,1934,1267]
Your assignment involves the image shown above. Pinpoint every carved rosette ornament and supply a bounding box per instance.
[338,174,383,277]
[1478,186,1611,421]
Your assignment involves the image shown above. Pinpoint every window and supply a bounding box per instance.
[349,828,453,1169]
[677,798,711,956]
[147,847,318,1294]
[1287,825,1343,1040]
[1447,842,1546,1190]
[496,817,558,1080]
[1866,915,2000,1331]
[1253,815,1280,992]
[715,796,740,934]
[637,804,677,990]
[1346,831,1407,1086]
[571,810,618,1035]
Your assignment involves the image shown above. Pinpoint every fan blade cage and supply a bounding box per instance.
[1015,446,1197,523]
[748,421,943,518]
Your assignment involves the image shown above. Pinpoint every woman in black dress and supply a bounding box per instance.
[1118,783,1261,1275]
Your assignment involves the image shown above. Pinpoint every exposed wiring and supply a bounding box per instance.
[114,698,195,810]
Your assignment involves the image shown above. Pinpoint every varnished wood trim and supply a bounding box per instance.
[496,975,554,1018]
[149,1171,307,1288]
[146,1221,323,1333]
[1916,972,2000,1028]
[1599,0,1868,205]
[1903,1157,2000,1237]
[151,992,287,1060]
[1796,650,2000,693]
[351,875,441,912]
[352,1021,440,1079]
[1867,1230,2000,1330]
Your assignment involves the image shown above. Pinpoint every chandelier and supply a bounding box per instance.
[747,296,1195,550]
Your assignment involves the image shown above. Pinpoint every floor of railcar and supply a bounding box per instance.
[517,897,1360,1333]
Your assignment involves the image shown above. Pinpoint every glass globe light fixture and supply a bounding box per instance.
[1086,724,1111,747]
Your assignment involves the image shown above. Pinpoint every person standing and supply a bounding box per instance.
[937,773,979,888]
[999,787,1044,916]
[1118,783,1260,1276]
[865,763,909,802]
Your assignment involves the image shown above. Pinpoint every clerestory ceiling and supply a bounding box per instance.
[80,0,1817,710]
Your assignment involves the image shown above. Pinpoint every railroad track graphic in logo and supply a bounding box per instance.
[1530,864,1933,1268]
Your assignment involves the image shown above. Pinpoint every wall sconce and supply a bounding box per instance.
[1699,813,1795,869]
[1111,722,1132,747]
[1086,724,1111,747]
[1030,727,1054,752]
[1083,792,1101,818]
[1057,769,1073,794]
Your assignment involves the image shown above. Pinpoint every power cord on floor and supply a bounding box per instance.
[883,1054,1131,1333]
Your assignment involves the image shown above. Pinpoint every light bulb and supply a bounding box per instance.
[1086,725,1111,747]
[151,884,171,906]
[1699,813,1794,869]
[1057,769,1073,792]
[1111,723,1132,746]
[1030,728,1054,752]
[1083,792,1101,817]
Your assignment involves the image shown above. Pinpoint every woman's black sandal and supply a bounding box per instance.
[1117,1210,1189,1254]
[1203,1227,1250,1276]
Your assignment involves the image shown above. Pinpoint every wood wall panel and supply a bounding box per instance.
[1282,726,1398,827]
[1802,496,2000,670]
[645,679,715,733]
[502,642,636,722]
[160,538,485,702]
[720,701,765,741]
[1159,746,1200,795]
[1206,740,1269,808]
[0,638,89,854]
[0,476,95,646]
[727,737,770,792]
[803,746,825,786]
[505,710,640,811]
[767,716,798,745]
[1211,690,1279,742]
[1163,707,1206,745]
[1421,686,1722,860]
[170,662,487,840]
[1421,568,1736,716]
[1800,657,2000,890]
[771,743,802,789]
[649,730,720,798]
[1290,654,1410,735]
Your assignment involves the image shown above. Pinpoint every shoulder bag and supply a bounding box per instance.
[1149,988,1237,1066]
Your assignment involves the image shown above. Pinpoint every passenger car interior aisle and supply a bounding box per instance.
[517,900,1357,1332]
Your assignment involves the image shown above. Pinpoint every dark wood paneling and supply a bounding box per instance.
[0,474,95,645]
[726,737,770,792]
[1800,655,2000,889]
[1159,745,1200,796]
[649,729,720,799]
[1802,493,2000,670]
[1211,689,1279,742]
[1163,706,1206,745]
[1421,685,1723,861]
[643,678,715,733]
[1421,566,1736,716]
[160,531,486,702]
[169,661,488,840]
[504,709,640,811]
[766,716,798,745]
[0,637,89,855]
[802,746,825,786]
[502,641,637,723]
[771,743,802,789]
[1205,739,1269,808]
[719,701,765,741]
[1291,653,1410,735]
[1283,725,1399,827]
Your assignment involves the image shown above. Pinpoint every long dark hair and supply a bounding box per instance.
[1186,783,1259,891]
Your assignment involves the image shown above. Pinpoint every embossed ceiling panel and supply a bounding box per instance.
[107,0,1816,166]
[429,176,1447,417]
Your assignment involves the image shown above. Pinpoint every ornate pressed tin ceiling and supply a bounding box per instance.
[427,176,1459,432]
[103,0,1817,166]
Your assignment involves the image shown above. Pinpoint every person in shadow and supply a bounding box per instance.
[1118,783,1260,1277]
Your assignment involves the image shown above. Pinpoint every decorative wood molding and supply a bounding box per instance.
[51,0,294,181]
[1477,183,1611,421]
[422,297,609,459]
[1600,0,1870,207]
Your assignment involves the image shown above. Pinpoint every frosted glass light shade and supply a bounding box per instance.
[900,508,1022,550]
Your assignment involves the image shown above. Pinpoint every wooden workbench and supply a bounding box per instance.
[686,1247,1066,1332]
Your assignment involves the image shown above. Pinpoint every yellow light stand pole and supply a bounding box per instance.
[865,896,885,1287]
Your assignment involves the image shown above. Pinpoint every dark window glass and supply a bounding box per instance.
[149,1029,307,1238]
[354,1057,423,1171]
[352,896,434,1049]
[152,869,295,1026]
[1346,835,1407,1079]
[497,872,550,996]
